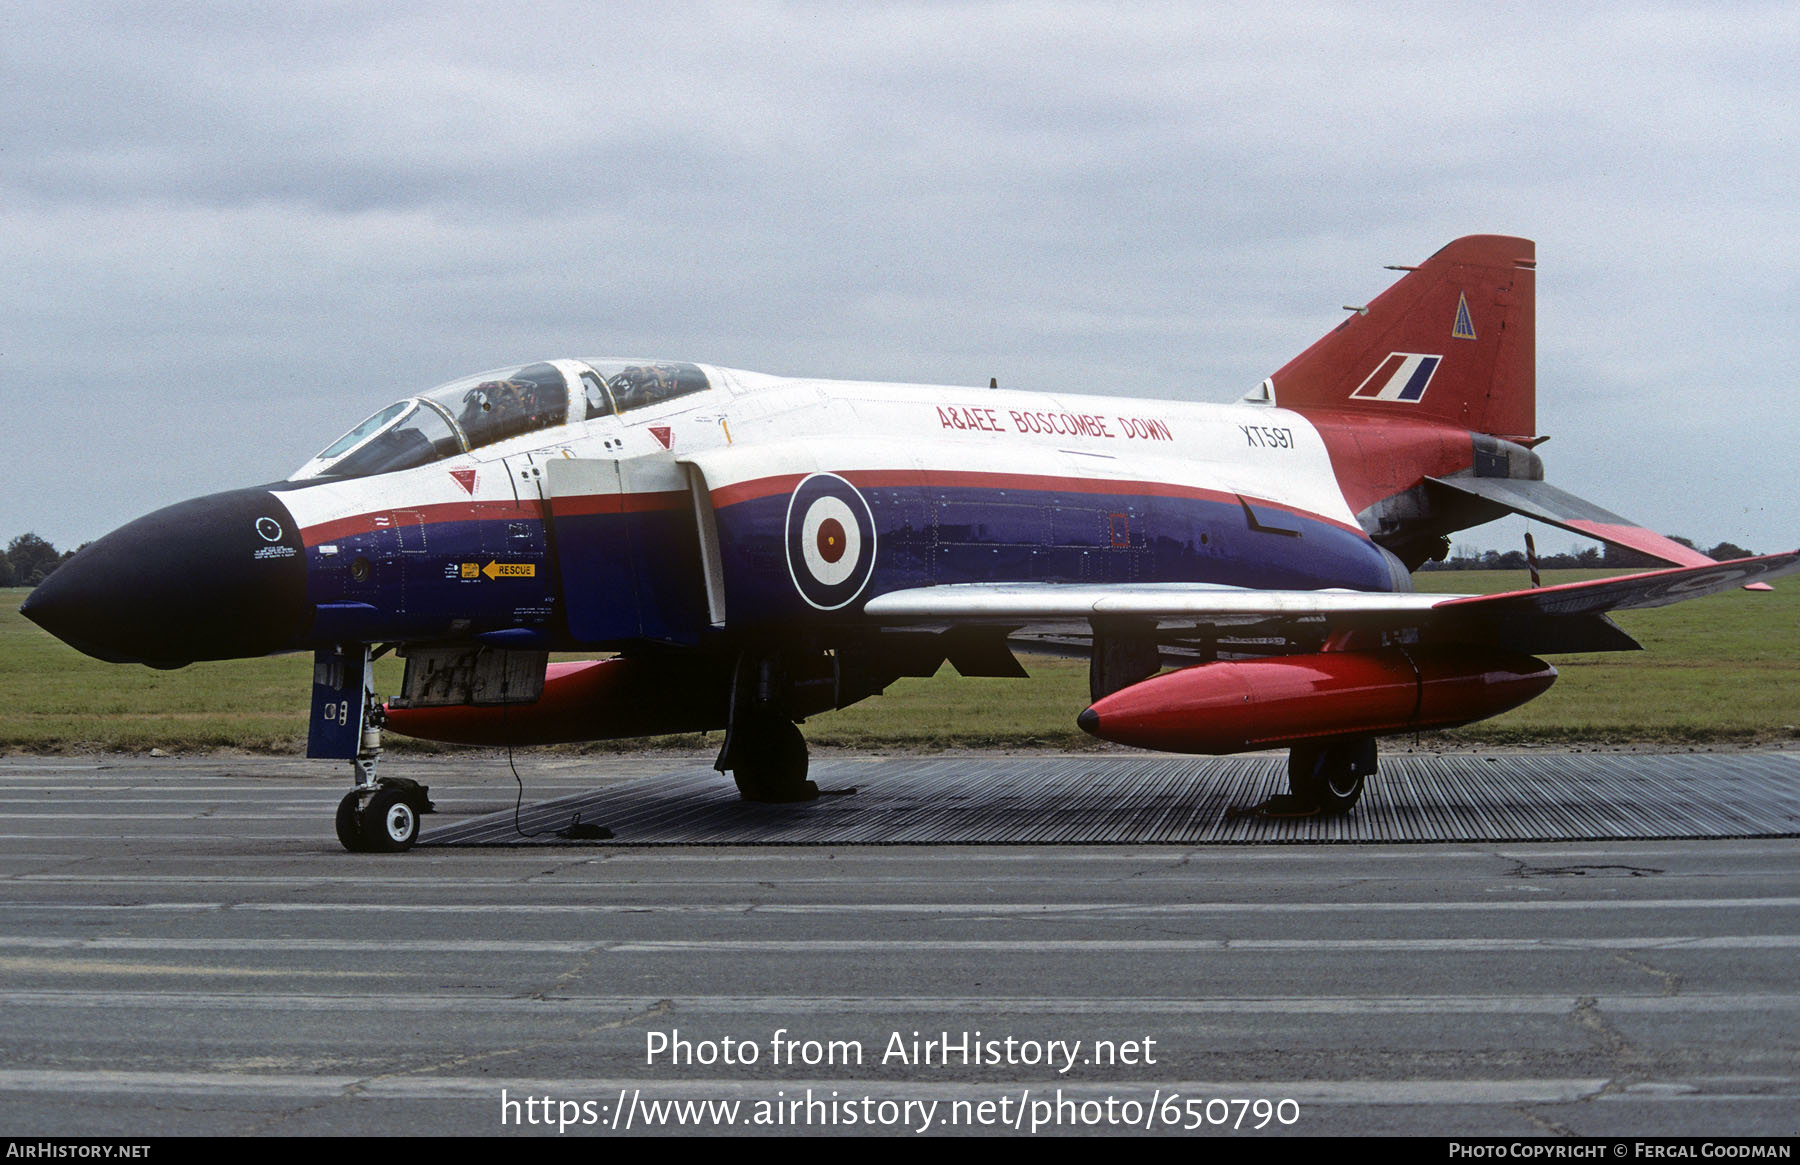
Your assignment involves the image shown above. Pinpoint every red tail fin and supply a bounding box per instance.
[1267,235,1536,442]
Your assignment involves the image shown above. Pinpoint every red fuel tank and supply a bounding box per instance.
[1078,645,1556,754]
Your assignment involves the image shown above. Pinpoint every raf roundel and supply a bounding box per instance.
[785,473,877,610]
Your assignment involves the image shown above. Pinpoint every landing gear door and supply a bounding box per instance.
[546,456,707,645]
[307,644,374,760]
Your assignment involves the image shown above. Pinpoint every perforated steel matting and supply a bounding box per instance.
[420,751,1800,846]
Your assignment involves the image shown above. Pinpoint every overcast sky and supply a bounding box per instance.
[4,2,1795,558]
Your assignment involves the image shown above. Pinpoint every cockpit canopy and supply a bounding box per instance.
[291,359,711,480]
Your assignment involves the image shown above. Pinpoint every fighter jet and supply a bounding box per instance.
[22,236,1797,850]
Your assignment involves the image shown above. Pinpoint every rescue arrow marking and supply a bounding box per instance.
[481,561,536,580]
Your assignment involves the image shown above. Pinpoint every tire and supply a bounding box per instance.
[730,716,817,803]
[359,788,421,852]
[335,791,369,853]
[1287,739,1375,815]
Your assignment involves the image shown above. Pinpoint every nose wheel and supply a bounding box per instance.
[335,783,429,852]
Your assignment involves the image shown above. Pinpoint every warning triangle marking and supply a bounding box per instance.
[1452,291,1477,340]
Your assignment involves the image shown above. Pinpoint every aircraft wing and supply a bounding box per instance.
[863,582,1443,627]
[1432,551,1800,614]
[863,552,1800,642]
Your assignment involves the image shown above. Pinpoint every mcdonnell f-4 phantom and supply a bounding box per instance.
[22,235,1798,851]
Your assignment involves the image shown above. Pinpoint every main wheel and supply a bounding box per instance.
[730,716,817,803]
[359,788,420,852]
[335,791,369,853]
[1287,739,1375,815]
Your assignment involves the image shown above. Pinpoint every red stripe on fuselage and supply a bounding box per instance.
[549,490,689,519]
[300,491,693,543]
[707,474,809,509]
[300,500,544,545]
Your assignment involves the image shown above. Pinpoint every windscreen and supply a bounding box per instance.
[325,402,462,478]
[294,361,575,480]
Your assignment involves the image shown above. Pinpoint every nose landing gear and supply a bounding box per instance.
[335,781,431,852]
[316,644,432,852]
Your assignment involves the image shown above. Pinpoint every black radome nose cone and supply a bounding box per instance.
[22,488,309,667]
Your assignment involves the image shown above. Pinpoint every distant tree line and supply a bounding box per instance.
[0,534,86,587]
[1419,536,1755,572]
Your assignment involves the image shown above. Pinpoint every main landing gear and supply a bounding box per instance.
[1283,738,1377,815]
[725,712,818,803]
[715,654,819,803]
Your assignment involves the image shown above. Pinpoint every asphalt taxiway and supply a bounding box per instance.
[1,749,1796,1137]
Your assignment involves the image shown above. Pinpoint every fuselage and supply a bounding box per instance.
[24,359,1413,667]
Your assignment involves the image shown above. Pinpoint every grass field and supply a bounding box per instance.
[3,571,1796,754]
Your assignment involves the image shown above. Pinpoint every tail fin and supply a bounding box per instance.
[1265,235,1536,442]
